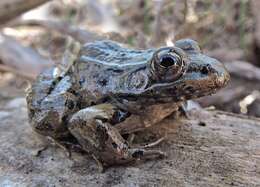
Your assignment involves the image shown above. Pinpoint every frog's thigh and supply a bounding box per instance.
[68,103,118,149]
[116,103,179,134]
[68,104,133,164]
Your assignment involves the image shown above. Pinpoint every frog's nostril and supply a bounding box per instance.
[201,66,209,74]
[216,71,230,88]
[201,64,213,75]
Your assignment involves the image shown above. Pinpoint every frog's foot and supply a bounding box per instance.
[139,137,165,149]
[68,105,166,170]
[48,137,72,158]
[92,154,105,173]
[33,145,48,157]
[126,133,135,145]
[179,103,189,118]
[94,120,166,162]
[127,134,165,148]
[93,121,166,169]
[128,148,166,160]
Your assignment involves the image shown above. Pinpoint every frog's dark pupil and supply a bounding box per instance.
[160,55,178,68]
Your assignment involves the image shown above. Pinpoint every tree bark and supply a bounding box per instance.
[252,0,260,45]
[0,97,259,186]
[0,0,51,24]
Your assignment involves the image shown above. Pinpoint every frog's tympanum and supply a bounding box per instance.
[26,39,230,170]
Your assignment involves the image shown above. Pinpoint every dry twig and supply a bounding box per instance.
[0,33,51,79]
[0,0,51,24]
[9,19,125,44]
[225,61,260,81]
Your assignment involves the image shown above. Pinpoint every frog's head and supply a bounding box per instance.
[125,39,230,104]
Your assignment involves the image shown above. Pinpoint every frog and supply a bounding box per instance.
[26,39,230,170]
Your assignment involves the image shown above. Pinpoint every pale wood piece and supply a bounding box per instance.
[0,0,51,24]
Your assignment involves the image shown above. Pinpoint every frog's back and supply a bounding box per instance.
[79,40,154,66]
[73,40,154,104]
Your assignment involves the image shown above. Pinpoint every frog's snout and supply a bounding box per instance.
[215,70,230,88]
[211,60,230,88]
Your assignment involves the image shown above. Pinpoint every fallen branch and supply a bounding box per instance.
[251,0,260,46]
[225,61,260,81]
[0,33,51,78]
[198,86,246,107]
[0,18,127,78]
[0,0,52,24]
[9,19,125,44]
[0,64,35,79]
[206,48,244,62]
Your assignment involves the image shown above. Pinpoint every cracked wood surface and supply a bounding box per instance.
[0,97,259,187]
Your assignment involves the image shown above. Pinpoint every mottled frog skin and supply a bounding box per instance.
[26,39,230,170]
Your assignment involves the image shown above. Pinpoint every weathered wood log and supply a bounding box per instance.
[198,86,246,107]
[0,0,51,24]
[0,33,51,79]
[0,97,259,186]
[252,0,260,47]
[10,19,125,44]
[225,61,260,81]
[206,48,244,62]
[251,0,260,66]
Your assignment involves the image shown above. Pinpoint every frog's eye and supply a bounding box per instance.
[159,53,182,68]
[151,47,187,82]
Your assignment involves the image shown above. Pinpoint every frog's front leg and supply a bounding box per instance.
[68,103,165,169]
[115,102,180,134]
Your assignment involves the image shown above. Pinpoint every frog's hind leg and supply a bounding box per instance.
[68,104,165,170]
[126,133,165,149]
[139,137,165,149]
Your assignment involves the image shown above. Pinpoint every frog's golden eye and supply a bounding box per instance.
[151,47,187,82]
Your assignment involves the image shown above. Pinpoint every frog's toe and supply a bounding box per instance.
[129,148,166,160]
[141,137,165,148]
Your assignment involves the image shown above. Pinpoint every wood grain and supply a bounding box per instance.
[0,97,259,186]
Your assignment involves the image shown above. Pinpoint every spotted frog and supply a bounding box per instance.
[26,39,230,170]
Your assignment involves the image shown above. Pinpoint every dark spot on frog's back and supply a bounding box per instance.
[106,68,124,74]
[98,78,108,86]
[79,77,85,86]
[183,85,194,92]
[66,99,75,110]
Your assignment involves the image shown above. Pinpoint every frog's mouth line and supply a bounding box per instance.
[114,67,229,104]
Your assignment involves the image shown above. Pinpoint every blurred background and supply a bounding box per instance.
[0,0,260,117]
